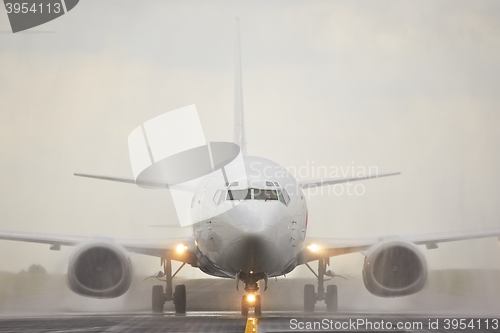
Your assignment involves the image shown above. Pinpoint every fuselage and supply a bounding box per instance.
[191,156,308,279]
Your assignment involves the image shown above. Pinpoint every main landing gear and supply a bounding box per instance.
[304,257,343,312]
[151,257,187,314]
[237,272,267,317]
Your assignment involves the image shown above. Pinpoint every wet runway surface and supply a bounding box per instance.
[0,313,245,333]
[1,276,499,332]
[1,312,499,332]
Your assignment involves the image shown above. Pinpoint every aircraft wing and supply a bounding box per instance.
[0,230,195,263]
[299,172,400,189]
[0,230,85,247]
[300,227,500,263]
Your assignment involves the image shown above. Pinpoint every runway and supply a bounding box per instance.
[0,313,246,333]
[0,275,499,332]
[0,312,499,333]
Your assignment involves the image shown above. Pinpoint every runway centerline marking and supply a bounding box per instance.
[245,317,258,333]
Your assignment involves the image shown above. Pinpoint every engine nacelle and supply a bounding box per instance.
[362,239,427,297]
[67,240,132,298]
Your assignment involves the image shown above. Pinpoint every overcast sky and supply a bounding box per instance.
[1,1,500,278]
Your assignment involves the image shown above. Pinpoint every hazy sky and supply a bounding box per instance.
[1,0,500,278]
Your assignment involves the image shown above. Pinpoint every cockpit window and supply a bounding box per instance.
[227,189,251,200]
[254,189,278,201]
[277,190,286,205]
[216,188,287,204]
[281,189,291,205]
[218,190,227,204]
[213,190,222,204]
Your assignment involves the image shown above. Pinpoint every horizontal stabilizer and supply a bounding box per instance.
[74,173,167,188]
[299,172,400,189]
[149,224,185,228]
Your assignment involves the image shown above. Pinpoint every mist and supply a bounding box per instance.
[1,0,500,315]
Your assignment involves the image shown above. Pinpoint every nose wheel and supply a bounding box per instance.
[238,273,266,317]
[241,293,261,317]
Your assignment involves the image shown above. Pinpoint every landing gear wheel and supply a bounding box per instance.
[152,285,165,313]
[254,295,262,317]
[173,284,186,314]
[325,285,338,312]
[304,284,316,312]
[241,295,249,316]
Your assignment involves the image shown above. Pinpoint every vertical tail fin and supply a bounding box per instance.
[234,18,247,156]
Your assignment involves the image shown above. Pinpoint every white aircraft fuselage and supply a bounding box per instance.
[192,156,308,279]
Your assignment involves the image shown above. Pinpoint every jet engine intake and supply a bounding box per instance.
[67,240,132,298]
[362,239,427,297]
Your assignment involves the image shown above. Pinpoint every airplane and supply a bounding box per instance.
[1,20,500,317]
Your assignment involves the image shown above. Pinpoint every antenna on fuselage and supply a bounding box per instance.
[234,18,247,157]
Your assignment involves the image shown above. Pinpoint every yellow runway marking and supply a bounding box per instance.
[245,317,258,333]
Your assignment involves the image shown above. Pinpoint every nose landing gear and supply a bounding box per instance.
[237,272,267,317]
[241,292,261,317]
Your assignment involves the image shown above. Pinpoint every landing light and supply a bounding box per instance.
[176,244,188,254]
[307,244,319,252]
[247,294,256,303]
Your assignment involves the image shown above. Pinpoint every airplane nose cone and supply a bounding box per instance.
[226,201,281,234]
[220,200,293,275]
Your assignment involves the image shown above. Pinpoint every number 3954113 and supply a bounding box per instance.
[5,2,62,14]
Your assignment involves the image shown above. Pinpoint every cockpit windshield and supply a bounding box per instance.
[226,188,279,201]
[227,189,252,200]
[253,189,278,201]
